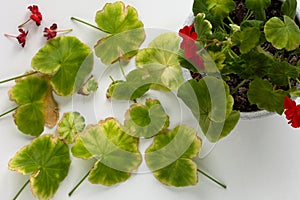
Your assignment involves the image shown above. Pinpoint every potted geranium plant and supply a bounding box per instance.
[176,0,300,143]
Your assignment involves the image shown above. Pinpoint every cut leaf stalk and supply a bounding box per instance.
[119,61,127,80]
[70,17,106,32]
[13,179,30,200]
[68,169,91,197]
[0,71,38,84]
[197,169,227,189]
[0,106,18,118]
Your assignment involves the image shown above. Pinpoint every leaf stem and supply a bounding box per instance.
[70,17,106,32]
[231,79,248,94]
[0,106,18,118]
[13,179,30,200]
[243,10,254,21]
[109,75,115,82]
[296,78,300,85]
[227,16,235,25]
[119,61,127,80]
[68,169,91,197]
[197,169,227,189]
[0,71,38,84]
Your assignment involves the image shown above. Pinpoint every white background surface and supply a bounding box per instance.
[1,0,300,200]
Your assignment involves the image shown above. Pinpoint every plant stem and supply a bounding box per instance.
[68,170,91,197]
[56,28,73,33]
[13,179,30,200]
[0,106,18,118]
[243,10,254,21]
[0,71,38,84]
[18,19,31,28]
[231,79,248,94]
[109,75,115,82]
[4,33,17,38]
[119,61,127,80]
[296,78,300,85]
[227,16,235,25]
[70,17,106,32]
[197,169,227,189]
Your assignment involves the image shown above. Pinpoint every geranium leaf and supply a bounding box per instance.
[267,61,298,86]
[281,0,297,19]
[264,15,300,51]
[229,51,273,79]
[136,32,184,90]
[248,78,288,114]
[78,76,98,96]
[177,77,239,142]
[72,118,142,186]
[245,0,270,19]
[32,36,93,96]
[107,69,151,100]
[9,75,59,136]
[194,13,212,39]
[8,135,71,200]
[206,0,236,23]
[124,99,169,138]
[94,2,145,64]
[57,112,86,144]
[232,26,261,54]
[145,125,201,187]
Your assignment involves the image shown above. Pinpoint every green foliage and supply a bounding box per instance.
[94,1,145,64]
[32,36,93,96]
[245,0,270,20]
[177,77,239,142]
[57,112,86,144]
[248,78,288,114]
[193,0,235,26]
[106,69,152,100]
[78,76,98,96]
[194,13,212,40]
[124,99,169,138]
[145,125,202,187]
[231,20,265,54]
[206,0,236,23]
[228,51,273,79]
[72,118,142,186]
[267,61,298,86]
[281,0,297,19]
[9,75,59,136]
[264,15,300,51]
[9,135,71,200]
[136,32,184,90]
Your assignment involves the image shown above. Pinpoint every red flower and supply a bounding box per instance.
[283,97,300,128]
[179,24,204,70]
[4,29,29,47]
[19,5,42,27]
[43,23,72,40]
[44,23,58,40]
[28,5,42,26]
[179,23,197,41]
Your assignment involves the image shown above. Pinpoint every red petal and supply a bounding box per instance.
[50,23,58,30]
[284,97,296,110]
[179,24,197,40]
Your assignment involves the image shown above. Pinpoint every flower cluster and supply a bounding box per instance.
[27,5,43,26]
[4,5,71,47]
[179,23,204,70]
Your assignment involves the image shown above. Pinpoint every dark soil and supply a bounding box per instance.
[192,0,300,112]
